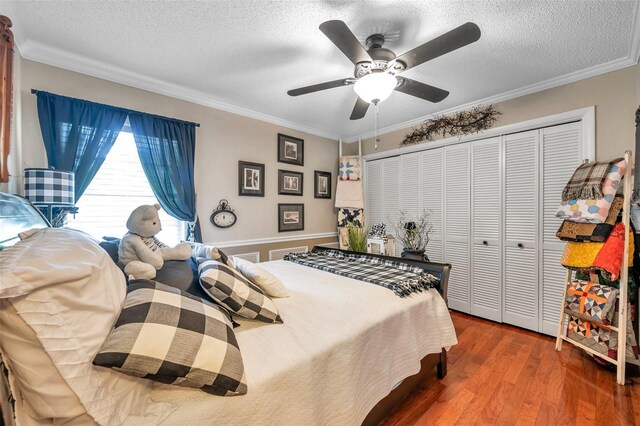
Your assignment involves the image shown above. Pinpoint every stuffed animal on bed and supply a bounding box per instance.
[118,204,191,279]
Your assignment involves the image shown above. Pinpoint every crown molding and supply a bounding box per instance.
[211,231,337,249]
[17,39,341,141]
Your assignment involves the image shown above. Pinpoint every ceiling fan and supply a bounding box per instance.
[287,20,481,120]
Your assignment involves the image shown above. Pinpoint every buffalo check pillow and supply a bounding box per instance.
[198,259,283,323]
[93,280,247,396]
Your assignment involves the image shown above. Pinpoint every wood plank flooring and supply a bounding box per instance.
[382,312,640,425]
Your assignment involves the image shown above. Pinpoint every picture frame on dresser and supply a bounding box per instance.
[278,169,303,196]
[278,203,304,232]
[238,161,265,197]
[277,133,304,166]
[314,171,331,199]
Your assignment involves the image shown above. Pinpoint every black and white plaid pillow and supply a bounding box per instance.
[198,259,283,323]
[93,280,247,396]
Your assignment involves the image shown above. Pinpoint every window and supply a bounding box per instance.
[67,131,185,245]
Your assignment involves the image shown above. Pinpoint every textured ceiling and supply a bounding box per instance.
[1,0,639,140]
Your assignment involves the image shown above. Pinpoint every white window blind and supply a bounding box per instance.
[67,131,186,245]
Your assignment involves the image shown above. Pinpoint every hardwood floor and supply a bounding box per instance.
[382,312,640,425]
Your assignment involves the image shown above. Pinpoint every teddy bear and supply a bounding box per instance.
[118,204,191,279]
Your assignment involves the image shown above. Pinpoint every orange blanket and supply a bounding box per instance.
[561,222,634,281]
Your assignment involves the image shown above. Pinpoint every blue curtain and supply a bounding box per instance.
[36,92,128,200]
[129,114,201,242]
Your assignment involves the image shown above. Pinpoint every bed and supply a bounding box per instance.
[0,193,457,425]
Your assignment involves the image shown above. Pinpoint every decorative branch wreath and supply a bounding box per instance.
[400,104,501,146]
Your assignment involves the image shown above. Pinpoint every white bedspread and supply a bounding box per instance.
[147,260,457,426]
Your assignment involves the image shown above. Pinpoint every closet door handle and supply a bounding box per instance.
[517,243,524,248]
[482,240,488,246]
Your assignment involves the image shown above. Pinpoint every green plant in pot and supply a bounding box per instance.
[393,210,434,261]
[347,224,368,253]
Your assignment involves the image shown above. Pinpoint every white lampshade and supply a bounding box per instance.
[353,72,397,104]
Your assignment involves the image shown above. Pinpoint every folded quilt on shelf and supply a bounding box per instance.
[337,208,364,227]
[556,196,623,242]
[335,180,364,209]
[338,156,361,181]
[564,280,619,325]
[560,222,634,281]
[561,158,622,201]
[555,159,626,223]
[567,310,639,365]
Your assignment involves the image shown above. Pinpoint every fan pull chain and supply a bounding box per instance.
[374,102,379,151]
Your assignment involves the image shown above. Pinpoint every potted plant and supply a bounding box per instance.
[347,224,368,253]
[392,210,434,261]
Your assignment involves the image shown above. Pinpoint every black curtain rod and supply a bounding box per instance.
[30,89,201,127]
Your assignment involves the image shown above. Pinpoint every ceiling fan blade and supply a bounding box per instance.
[319,20,372,65]
[395,78,449,103]
[350,97,370,120]
[288,78,354,96]
[395,22,481,71]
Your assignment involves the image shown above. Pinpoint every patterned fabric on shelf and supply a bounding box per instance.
[567,309,639,365]
[561,158,622,201]
[564,280,619,325]
[560,222,634,281]
[555,159,627,223]
[556,195,624,242]
[338,208,364,228]
[338,156,361,181]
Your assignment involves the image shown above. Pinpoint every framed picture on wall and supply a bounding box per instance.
[314,171,331,199]
[277,133,304,166]
[238,161,265,196]
[278,169,303,196]
[278,203,304,232]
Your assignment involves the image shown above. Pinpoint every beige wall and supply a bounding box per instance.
[347,64,640,160]
[16,59,339,248]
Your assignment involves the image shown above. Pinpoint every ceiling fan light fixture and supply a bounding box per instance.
[353,71,397,104]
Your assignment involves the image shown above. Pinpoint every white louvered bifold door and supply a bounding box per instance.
[503,130,540,331]
[381,157,401,254]
[539,122,583,335]
[400,151,421,233]
[365,160,382,228]
[471,137,502,322]
[444,143,471,313]
[421,149,444,262]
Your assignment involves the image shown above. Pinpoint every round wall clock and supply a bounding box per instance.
[210,199,237,228]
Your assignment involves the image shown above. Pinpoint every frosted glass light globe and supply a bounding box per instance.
[353,72,397,104]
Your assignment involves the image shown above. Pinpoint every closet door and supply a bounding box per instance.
[421,149,443,262]
[539,122,583,335]
[381,157,401,254]
[400,151,421,226]
[365,160,383,228]
[503,130,539,330]
[444,144,471,313]
[471,137,502,322]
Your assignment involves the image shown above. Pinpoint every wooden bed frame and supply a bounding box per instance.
[311,246,451,425]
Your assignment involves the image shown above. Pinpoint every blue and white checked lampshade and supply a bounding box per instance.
[24,168,75,206]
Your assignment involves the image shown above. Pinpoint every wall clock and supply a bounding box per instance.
[210,199,237,228]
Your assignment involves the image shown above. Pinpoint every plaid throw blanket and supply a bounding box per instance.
[561,158,622,201]
[283,250,439,297]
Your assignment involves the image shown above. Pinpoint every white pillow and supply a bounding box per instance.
[0,228,173,425]
[232,257,289,298]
